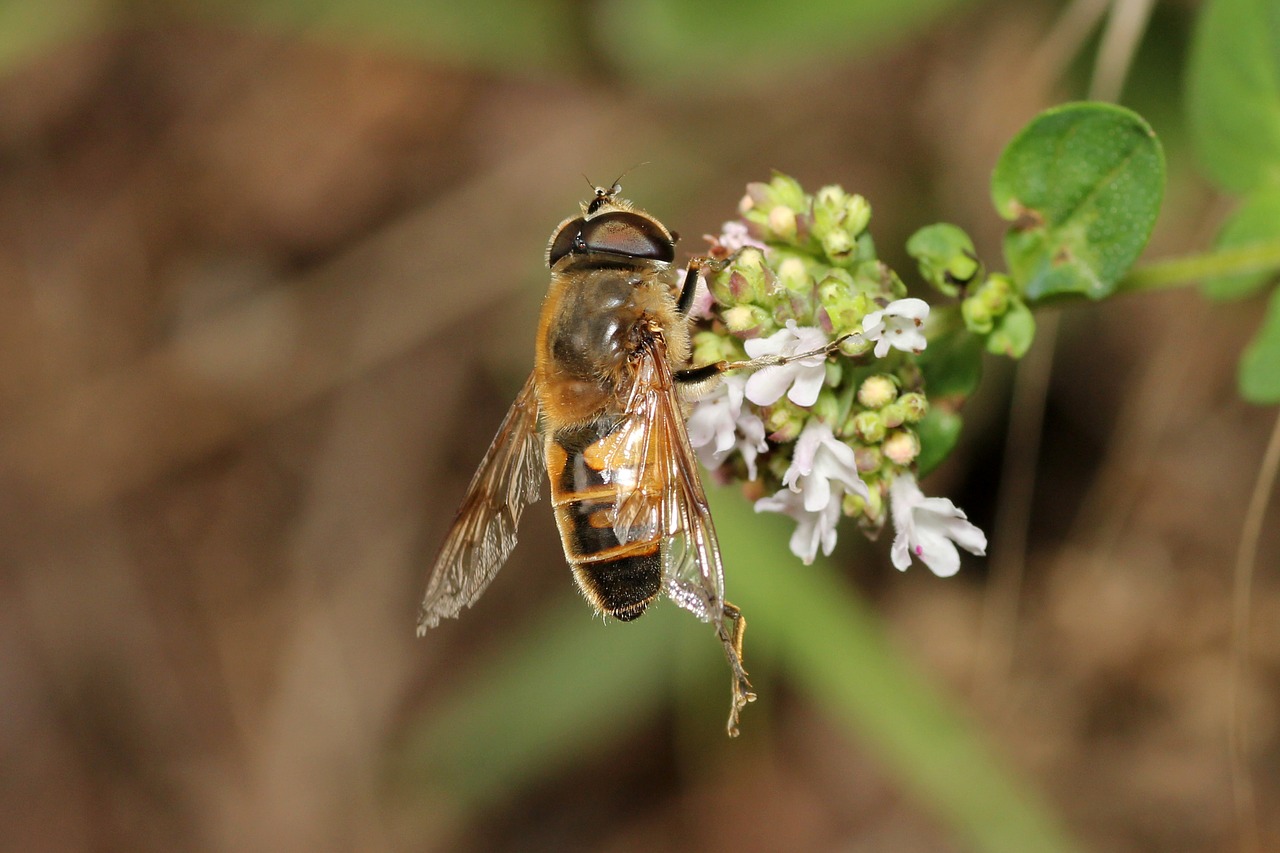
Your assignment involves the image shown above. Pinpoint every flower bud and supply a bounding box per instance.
[811,388,841,425]
[897,391,928,422]
[766,401,806,443]
[692,330,736,366]
[979,273,1012,316]
[880,402,906,429]
[767,205,798,242]
[852,410,885,443]
[818,271,868,337]
[723,304,773,337]
[844,194,871,237]
[854,446,882,473]
[962,296,993,334]
[820,227,855,263]
[777,256,810,293]
[882,430,920,466]
[857,374,898,409]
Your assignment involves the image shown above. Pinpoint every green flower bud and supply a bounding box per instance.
[882,430,920,466]
[857,374,898,409]
[897,391,928,422]
[811,388,841,425]
[777,256,810,293]
[723,304,774,337]
[824,359,843,389]
[880,402,906,429]
[852,410,885,443]
[962,295,994,334]
[844,194,871,237]
[818,271,867,337]
[767,205,798,242]
[979,273,1012,316]
[820,227,855,263]
[693,330,739,366]
[766,401,806,443]
[854,446,882,473]
[716,245,773,306]
[766,172,808,212]
[905,223,979,297]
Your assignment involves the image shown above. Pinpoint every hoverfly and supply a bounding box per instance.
[417,181,842,736]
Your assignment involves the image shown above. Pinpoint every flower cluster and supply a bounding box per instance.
[687,174,987,574]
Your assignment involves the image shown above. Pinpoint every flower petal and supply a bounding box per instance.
[745,366,792,406]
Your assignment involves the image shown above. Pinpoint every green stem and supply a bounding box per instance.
[1116,239,1280,296]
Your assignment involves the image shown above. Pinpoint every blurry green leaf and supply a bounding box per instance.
[992,103,1164,301]
[0,0,110,73]
[399,597,685,809]
[918,325,983,399]
[907,223,980,297]
[1240,286,1280,403]
[197,0,578,71]
[1202,188,1280,300]
[713,490,1080,853]
[986,299,1035,359]
[401,484,1079,851]
[1187,0,1280,192]
[596,0,973,86]
[915,407,963,477]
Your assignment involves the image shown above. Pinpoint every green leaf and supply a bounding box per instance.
[192,0,579,72]
[398,597,686,808]
[713,490,1081,853]
[918,326,983,399]
[992,103,1165,301]
[1187,0,1280,193]
[1240,286,1280,403]
[986,299,1036,359]
[906,223,981,297]
[915,407,963,476]
[595,0,973,86]
[1203,188,1280,300]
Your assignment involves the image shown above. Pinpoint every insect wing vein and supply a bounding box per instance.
[417,373,544,632]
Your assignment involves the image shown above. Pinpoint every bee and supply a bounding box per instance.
[417,181,840,736]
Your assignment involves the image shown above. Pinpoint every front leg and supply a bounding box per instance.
[674,334,854,388]
[676,255,730,317]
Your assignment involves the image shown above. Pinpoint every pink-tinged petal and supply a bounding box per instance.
[745,366,792,406]
[787,367,825,406]
[912,524,962,577]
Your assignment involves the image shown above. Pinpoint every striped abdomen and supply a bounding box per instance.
[546,418,661,621]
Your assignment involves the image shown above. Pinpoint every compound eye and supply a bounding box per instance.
[578,212,674,262]
[547,217,586,267]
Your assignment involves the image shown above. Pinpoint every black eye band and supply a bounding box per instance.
[547,211,675,267]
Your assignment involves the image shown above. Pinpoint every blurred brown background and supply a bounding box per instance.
[2,0,1277,850]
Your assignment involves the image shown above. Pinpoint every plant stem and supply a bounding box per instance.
[1116,240,1280,295]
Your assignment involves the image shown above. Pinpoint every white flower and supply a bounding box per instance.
[714,220,767,254]
[862,297,930,358]
[889,473,987,578]
[686,375,769,479]
[781,420,869,511]
[743,321,829,407]
[754,487,842,565]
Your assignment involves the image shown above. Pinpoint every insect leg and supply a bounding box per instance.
[676,255,730,317]
[674,334,854,386]
[718,601,756,738]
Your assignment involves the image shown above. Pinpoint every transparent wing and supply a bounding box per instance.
[599,331,727,626]
[417,373,543,632]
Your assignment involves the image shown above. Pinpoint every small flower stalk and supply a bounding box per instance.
[688,174,995,574]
